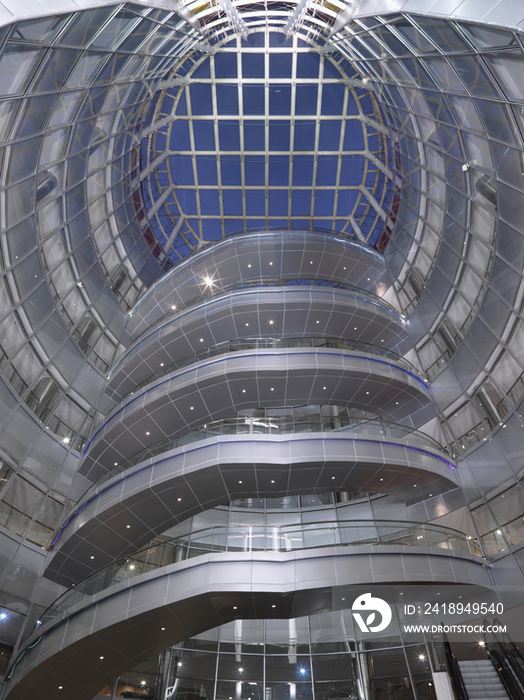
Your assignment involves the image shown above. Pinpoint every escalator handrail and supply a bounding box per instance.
[485,646,524,700]
[483,619,524,697]
[492,618,524,670]
[442,631,469,700]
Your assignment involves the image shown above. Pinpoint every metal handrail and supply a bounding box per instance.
[109,335,423,396]
[36,519,481,636]
[79,415,449,499]
[113,278,402,377]
[442,632,469,700]
[128,228,384,319]
[484,619,524,698]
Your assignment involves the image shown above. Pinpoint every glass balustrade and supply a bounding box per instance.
[35,519,481,635]
[113,278,402,376]
[111,335,424,396]
[82,415,449,499]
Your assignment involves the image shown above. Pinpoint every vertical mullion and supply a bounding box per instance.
[210,53,224,238]
[288,36,297,228]
[333,83,349,230]
[265,32,270,227]
[238,38,247,229]
[310,55,324,224]
[186,83,202,242]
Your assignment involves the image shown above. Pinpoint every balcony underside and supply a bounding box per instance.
[9,547,490,700]
[47,432,456,585]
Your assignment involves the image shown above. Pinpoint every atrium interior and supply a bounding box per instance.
[0,1,524,699]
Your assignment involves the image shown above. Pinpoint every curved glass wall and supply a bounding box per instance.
[323,15,524,463]
[157,617,439,700]
[79,613,441,700]
[2,3,524,692]
[0,5,209,469]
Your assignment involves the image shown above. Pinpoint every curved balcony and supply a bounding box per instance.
[86,415,449,492]
[8,543,491,700]
[127,277,403,344]
[46,430,457,586]
[38,520,482,632]
[108,336,424,405]
[106,283,411,404]
[127,230,391,337]
[83,347,435,482]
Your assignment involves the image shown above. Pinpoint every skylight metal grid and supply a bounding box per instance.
[141,30,392,263]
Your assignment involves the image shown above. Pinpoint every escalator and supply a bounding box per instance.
[457,660,509,700]
[443,624,524,700]
[480,620,524,700]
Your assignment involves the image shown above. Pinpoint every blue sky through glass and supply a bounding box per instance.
[141,31,392,262]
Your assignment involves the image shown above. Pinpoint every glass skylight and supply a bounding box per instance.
[141,30,393,263]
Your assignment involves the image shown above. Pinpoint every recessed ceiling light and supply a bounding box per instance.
[100,656,104,660]
[271,480,275,483]
[242,389,246,393]
[90,556,95,560]
[271,605,276,608]
[161,627,166,630]
[126,525,131,529]
[270,387,274,391]
[190,406,194,410]
[200,338,204,342]
[114,462,118,466]
[146,432,150,436]
[177,497,182,502]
